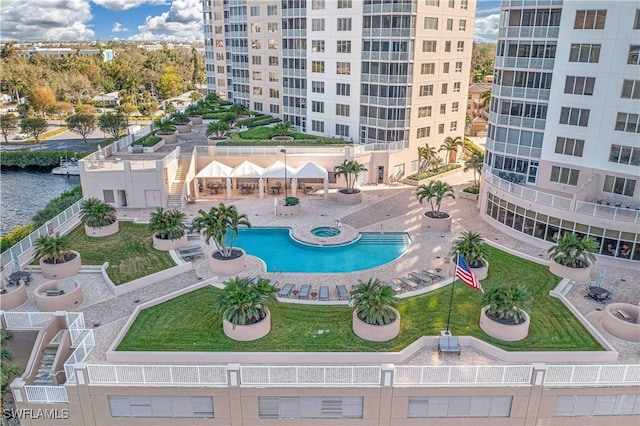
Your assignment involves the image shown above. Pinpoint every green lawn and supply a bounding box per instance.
[117,247,603,352]
[65,222,175,285]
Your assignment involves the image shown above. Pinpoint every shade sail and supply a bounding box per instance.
[261,160,296,178]
[195,160,233,178]
[292,161,328,179]
[229,160,264,178]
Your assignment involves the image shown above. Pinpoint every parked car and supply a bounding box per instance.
[13,133,29,140]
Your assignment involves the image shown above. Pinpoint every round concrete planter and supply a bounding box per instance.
[175,123,192,134]
[209,248,246,275]
[479,307,530,342]
[449,258,488,279]
[188,115,203,125]
[223,309,271,341]
[208,136,229,145]
[0,282,28,310]
[271,136,294,141]
[549,259,592,284]
[352,308,400,342]
[276,203,301,216]
[84,221,119,238]
[336,189,362,205]
[35,280,84,312]
[153,233,188,251]
[157,132,177,144]
[40,251,82,279]
[421,212,452,232]
[602,303,640,343]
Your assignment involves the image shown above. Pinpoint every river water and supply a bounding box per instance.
[0,171,80,236]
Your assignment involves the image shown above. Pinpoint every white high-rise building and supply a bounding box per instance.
[482,1,640,264]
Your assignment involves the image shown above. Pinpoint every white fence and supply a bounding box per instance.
[64,330,95,382]
[544,365,640,387]
[67,313,86,345]
[393,365,533,386]
[2,312,55,330]
[485,171,573,210]
[240,366,381,386]
[24,385,68,404]
[86,364,228,385]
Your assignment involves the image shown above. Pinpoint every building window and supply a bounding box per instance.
[615,112,640,133]
[443,62,450,73]
[555,394,640,417]
[269,104,279,114]
[312,18,325,31]
[458,19,466,30]
[420,85,433,96]
[312,120,324,132]
[336,61,351,75]
[441,83,448,94]
[336,83,350,96]
[337,18,352,31]
[269,56,279,66]
[621,80,640,99]
[452,102,459,112]
[267,5,277,15]
[453,82,461,93]
[252,71,262,81]
[217,65,225,73]
[456,41,464,52]
[423,41,437,52]
[421,63,435,74]
[251,23,261,33]
[635,9,640,29]
[603,175,636,196]
[311,101,324,113]
[550,166,579,186]
[269,72,279,82]
[337,0,352,8]
[438,123,445,134]
[454,62,462,73]
[628,45,640,64]
[424,17,439,30]
[337,40,351,53]
[417,127,430,138]
[254,102,263,111]
[555,137,584,157]
[408,396,512,418]
[258,396,363,420]
[446,19,453,30]
[425,0,439,6]
[574,10,607,29]
[312,81,325,93]
[336,124,350,137]
[109,396,214,418]
[440,103,446,114]
[253,87,263,96]
[312,61,325,73]
[559,107,590,127]
[268,22,278,32]
[251,40,261,49]
[564,76,595,95]
[461,0,468,9]
[609,145,640,166]
[569,44,601,62]
[448,0,455,7]
[312,40,325,52]
[250,6,260,16]
[450,121,457,131]
[336,104,350,117]
[252,55,261,65]
[217,78,225,87]
[445,41,451,52]
[268,39,278,49]
[418,106,432,117]
[269,89,279,98]
[103,190,115,203]
[312,0,325,10]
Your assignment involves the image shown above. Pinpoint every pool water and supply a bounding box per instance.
[232,228,410,273]
[310,227,341,237]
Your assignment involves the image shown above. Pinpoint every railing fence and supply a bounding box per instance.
[86,364,228,385]
[240,366,381,386]
[394,365,533,386]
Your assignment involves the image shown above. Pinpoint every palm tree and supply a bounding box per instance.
[191,203,251,258]
[334,159,368,193]
[464,151,484,187]
[452,231,489,268]
[548,233,598,269]
[417,143,437,172]
[7,76,23,104]
[33,233,71,264]
[350,278,399,326]
[272,121,293,137]
[154,118,176,134]
[480,88,492,109]
[206,121,230,139]
[171,112,190,125]
[80,198,117,228]
[214,277,277,327]
[482,284,532,325]
[0,331,20,404]
[230,103,249,116]
[429,156,444,172]
[439,136,463,166]
[149,207,186,240]
[416,180,455,218]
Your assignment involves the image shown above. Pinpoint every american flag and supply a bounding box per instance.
[455,254,484,293]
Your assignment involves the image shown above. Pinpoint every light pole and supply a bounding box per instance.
[280,148,288,204]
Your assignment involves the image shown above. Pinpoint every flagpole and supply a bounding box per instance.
[445,253,458,334]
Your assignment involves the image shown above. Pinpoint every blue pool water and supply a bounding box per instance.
[232,228,410,273]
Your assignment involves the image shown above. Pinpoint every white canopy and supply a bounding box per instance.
[229,160,264,178]
[195,160,233,178]
[261,160,296,178]
[293,161,328,179]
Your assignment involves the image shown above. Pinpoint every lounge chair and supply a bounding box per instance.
[423,268,448,281]
[278,283,294,298]
[336,285,349,300]
[298,284,311,299]
[409,272,432,284]
[397,277,418,290]
[438,335,461,356]
[181,251,203,261]
[383,280,402,293]
[177,245,202,253]
[319,285,329,300]
[266,279,279,287]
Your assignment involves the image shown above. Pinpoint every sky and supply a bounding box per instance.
[1,0,500,43]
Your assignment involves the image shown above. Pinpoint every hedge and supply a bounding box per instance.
[32,186,83,228]
[134,133,162,147]
[406,164,461,181]
[1,150,90,169]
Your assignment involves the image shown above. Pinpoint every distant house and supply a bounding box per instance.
[0,94,12,104]
[91,91,120,107]
[466,82,492,136]
[27,47,114,62]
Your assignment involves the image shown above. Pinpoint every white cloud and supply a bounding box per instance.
[475,13,500,43]
[129,0,203,42]
[92,0,167,11]
[1,0,95,41]
[112,22,129,32]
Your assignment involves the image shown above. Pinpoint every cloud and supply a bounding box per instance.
[474,13,500,43]
[112,22,129,32]
[92,0,167,11]
[1,0,95,41]
[129,0,203,41]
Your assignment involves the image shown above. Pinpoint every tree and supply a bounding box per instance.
[0,114,18,143]
[75,104,97,115]
[1,330,21,405]
[20,117,47,143]
[464,151,484,187]
[149,208,186,241]
[452,231,489,268]
[154,118,176,134]
[190,91,203,102]
[334,159,368,193]
[190,203,251,258]
[429,156,444,172]
[482,285,532,325]
[6,76,23,103]
[25,85,56,116]
[98,112,128,139]
[417,143,438,172]
[66,114,97,143]
[439,136,463,166]
[138,100,159,118]
[157,66,182,98]
[416,180,455,218]
[205,121,229,139]
[272,121,293,137]
[471,43,496,82]
[548,233,599,269]
[350,278,399,326]
[80,198,117,228]
[33,233,71,264]
[117,102,138,118]
[214,277,277,326]
[480,88,492,109]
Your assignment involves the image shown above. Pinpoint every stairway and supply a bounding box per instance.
[167,156,191,207]
[358,233,411,246]
[33,346,58,386]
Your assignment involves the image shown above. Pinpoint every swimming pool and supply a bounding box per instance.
[233,228,410,273]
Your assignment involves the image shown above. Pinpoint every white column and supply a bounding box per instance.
[226,177,232,199]
[259,177,265,199]
[323,178,329,199]
[291,178,297,197]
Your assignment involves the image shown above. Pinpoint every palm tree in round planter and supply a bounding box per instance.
[154,118,177,144]
[439,136,463,166]
[479,284,532,341]
[171,112,191,134]
[416,180,455,232]
[548,233,598,283]
[271,121,294,140]
[149,208,188,251]
[206,120,230,143]
[191,203,251,275]
[215,276,277,341]
[451,231,490,280]
[33,233,82,279]
[80,197,119,237]
[350,278,400,342]
[334,159,368,204]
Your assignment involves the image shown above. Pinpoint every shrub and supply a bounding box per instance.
[548,233,598,269]
[149,208,186,240]
[285,197,299,206]
[482,284,532,325]
[135,133,162,147]
[452,231,488,268]
[407,164,461,181]
[32,186,83,227]
[350,278,399,326]
[214,277,277,326]
[80,198,117,228]
[463,184,480,194]
[0,223,34,252]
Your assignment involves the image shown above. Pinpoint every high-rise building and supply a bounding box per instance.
[481,0,640,264]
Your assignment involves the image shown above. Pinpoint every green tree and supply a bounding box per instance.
[471,43,496,82]
[80,198,117,228]
[98,112,128,139]
[0,114,18,143]
[25,85,56,116]
[6,76,23,103]
[464,151,484,187]
[20,117,47,143]
[205,121,229,139]
[190,203,251,258]
[1,331,21,404]
[33,233,71,264]
[66,114,97,143]
[416,180,455,218]
[350,278,399,326]
[480,88,492,109]
[154,118,176,134]
[452,231,489,268]
[190,91,203,103]
[482,285,532,324]
[439,136,463,166]
[117,102,138,118]
[75,104,97,115]
[214,277,277,326]
[157,66,182,98]
[429,156,445,172]
[272,121,293,137]
[149,207,186,241]
[417,143,438,172]
[334,159,368,193]
[138,100,159,118]
[548,233,599,269]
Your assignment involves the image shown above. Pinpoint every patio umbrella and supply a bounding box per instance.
[229,160,264,178]
[12,251,20,272]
